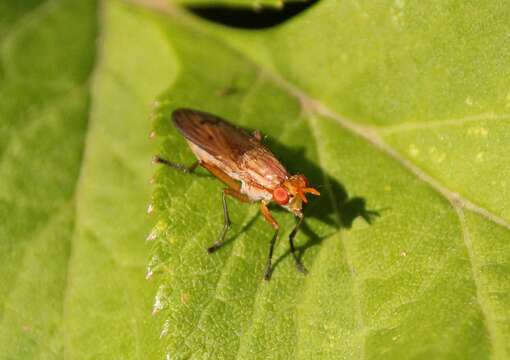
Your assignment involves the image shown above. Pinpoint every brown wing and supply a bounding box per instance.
[172,108,288,187]
[172,108,255,162]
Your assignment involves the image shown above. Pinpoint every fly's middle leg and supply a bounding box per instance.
[153,155,198,174]
[207,188,250,253]
[260,201,280,281]
[207,190,231,253]
[264,228,279,281]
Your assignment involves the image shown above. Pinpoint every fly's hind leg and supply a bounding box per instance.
[207,188,250,253]
[289,216,308,274]
[153,155,198,174]
[260,202,280,281]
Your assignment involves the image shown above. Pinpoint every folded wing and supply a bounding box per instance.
[172,108,289,189]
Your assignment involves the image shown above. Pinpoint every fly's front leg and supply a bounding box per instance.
[289,215,307,274]
[260,201,279,281]
[207,188,250,253]
[153,155,198,174]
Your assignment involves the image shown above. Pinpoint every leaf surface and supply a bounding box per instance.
[0,0,176,358]
[146,1,510,359]
[1,0,509,359]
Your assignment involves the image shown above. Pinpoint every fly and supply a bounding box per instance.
[153,108,320,280]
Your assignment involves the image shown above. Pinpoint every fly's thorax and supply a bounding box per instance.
[240,149,288,189]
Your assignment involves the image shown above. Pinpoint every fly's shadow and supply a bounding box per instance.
[260,136,380,268]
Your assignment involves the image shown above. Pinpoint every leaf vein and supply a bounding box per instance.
[377,112,510,135]
[454,206,499,358]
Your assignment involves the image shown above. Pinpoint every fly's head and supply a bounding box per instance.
[272,174,320,216]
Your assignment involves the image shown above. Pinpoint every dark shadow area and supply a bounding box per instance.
[264,136,380,227]
[187,0,320,29]
[262,136,381,270]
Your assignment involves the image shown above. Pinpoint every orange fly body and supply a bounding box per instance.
[154,108,320,280]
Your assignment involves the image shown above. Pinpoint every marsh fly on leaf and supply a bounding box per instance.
[154,108,320,280]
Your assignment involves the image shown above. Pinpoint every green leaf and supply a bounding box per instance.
[146,1,510,359]
[0,1,97,357]
[2,0,509,359]
[0,0,175,358]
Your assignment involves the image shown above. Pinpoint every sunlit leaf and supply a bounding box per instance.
[147,1,510,359]
[1,0,509,359]
[0,0,175,358]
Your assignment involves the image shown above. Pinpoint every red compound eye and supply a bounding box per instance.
[273,187,289,205]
